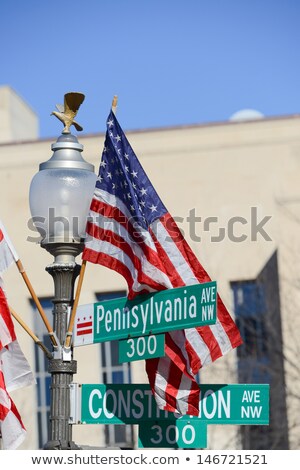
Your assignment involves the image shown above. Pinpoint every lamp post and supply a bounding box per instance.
[29,94,97,449]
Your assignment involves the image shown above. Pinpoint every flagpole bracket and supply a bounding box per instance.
[63,345,72,361]
[50,331,61,354]
[69,383,81,425]
[52,346,63,360]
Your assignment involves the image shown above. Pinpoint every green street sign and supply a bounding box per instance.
[71,383,269,425]
[118,334,165,363]
[74,281,217,346]
[138,420,207,448]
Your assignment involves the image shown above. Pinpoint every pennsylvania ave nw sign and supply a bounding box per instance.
[73,281,217,346]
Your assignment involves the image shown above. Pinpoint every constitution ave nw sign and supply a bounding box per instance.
[70,383,269,426]
[74,281,217,346]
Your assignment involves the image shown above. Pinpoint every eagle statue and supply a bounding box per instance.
[51,92,85,134]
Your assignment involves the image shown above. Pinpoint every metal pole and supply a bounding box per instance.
[43,243,83,450]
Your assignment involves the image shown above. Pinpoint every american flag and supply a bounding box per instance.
[83,111,242,416]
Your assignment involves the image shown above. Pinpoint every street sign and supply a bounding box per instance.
[70,383,269,426]
[138,420,207,448]
[74,281,217,346]
[118,334,165,363]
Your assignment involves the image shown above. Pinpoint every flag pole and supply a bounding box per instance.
[0,220,58,347]
[10,306,52,359]
[64,259,86,349]
[112,95,118,115]
[16,259,58,348]
[64,95,118,349]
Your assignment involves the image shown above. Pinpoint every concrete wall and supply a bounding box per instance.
[0,86,38,143]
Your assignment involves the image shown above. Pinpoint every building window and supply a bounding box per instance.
[31,298,53,449]
[231,252,289,450]
[96,291,134,449]
[231,281,271,383]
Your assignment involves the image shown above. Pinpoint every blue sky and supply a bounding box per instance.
[1,0,300,138]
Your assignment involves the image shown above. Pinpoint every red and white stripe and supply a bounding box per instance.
[0,288,35,448]
[0,287,28,449]
[0,367,26,450]
[0,287,35,392]
[0,287,16,351]
[83,189,242,416]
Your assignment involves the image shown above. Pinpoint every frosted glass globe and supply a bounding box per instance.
[29,168,97,243]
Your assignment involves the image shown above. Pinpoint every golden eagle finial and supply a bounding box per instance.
[51,92,85,134]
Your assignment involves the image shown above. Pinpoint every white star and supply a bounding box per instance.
[109,131,114,137]
[125,165,129,172]
[107,119,114,127]
[100,161,107,168]
[130,205,135,212]
[115,135,121,142]
[140,200,146,207]
[149,204,157,212]
[131,170,138,178]
[123,181,128,187]
[117,148,122,154]
[127,193,132,199]
[107,172,112,179]
[97,175,103,183]
[124,153,129,160]
[103,146,107,153]
[140,187,147,196]
[132,182,137,189]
